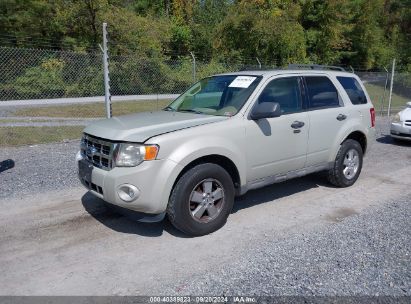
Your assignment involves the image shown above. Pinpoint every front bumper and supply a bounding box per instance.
[390,122,411,141]
[77,153,182,214]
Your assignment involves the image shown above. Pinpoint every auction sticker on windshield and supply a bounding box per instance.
[229,76,257,88]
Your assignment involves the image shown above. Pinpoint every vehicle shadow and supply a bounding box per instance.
[0,159,15,173]
[81,192,185,238]
[232,173,328,213]
[82,173,331,238]
[376,134,411,146]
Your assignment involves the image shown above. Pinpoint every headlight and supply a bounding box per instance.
[115,143,159,167]
[392,113,402,123]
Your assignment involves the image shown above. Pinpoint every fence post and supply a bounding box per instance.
[190,52,196,83]
[380,66,389,116]
[102,22,112,118]
[256,57,262,69]
[387,58,396,118]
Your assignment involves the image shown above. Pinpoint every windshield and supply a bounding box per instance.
[165,75,262,116]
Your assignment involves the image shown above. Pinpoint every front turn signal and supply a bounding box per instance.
[144,145,159,160]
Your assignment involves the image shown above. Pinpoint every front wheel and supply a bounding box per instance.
[167,163,235,236]
[327,139,363,187]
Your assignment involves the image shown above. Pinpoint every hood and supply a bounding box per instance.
[83,111,228,142]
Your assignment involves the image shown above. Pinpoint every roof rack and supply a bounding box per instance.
[288,64,346,72]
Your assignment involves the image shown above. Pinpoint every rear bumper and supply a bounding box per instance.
[391,123,411,141]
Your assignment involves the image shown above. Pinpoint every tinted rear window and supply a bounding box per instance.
[337,76,367,105]
[305,76,340,109]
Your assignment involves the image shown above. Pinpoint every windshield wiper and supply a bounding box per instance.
[163,106,176,112]
[177,109,204,115]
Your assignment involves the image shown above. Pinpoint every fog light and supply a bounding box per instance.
[117,184,140,202]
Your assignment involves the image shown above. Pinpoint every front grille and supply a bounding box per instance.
[80,134,117,170]
[405,120,411,126]
[83,179,104,195]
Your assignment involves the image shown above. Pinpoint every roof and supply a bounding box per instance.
[216,69,355,78]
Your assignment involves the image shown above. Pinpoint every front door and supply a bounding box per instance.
[245,76,309,183]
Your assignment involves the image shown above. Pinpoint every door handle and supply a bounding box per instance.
[337,114,347,121]
[291,121,305,129]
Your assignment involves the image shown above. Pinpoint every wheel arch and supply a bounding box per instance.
[172,154,241,196]
[342,130,367,154]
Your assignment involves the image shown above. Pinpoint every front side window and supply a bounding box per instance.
[305,76,340,109]
[337,76,367,105]
[257,77,302,114]
[166,75,261,116]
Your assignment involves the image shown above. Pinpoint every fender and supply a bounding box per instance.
[328,118,369,163]
[166,135,247,188]
[146,118,248,207]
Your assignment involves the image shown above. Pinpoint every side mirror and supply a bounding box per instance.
[250,102,281,120]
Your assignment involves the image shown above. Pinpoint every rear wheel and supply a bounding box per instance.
[327,139,363,187]
[167,163,235,236]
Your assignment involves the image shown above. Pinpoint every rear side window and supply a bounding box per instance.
[305,76,340,109]
[337,76,367,105]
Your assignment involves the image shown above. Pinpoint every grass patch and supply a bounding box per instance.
[13,99,172,118]
[0,118,67,123]
[364,83,409,110]
[0,126,84,147]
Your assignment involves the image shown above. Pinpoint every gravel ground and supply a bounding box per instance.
[0,140,80,199]
[0,115,410,297]
[167,197,411,296]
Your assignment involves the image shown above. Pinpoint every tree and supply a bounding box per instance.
[300,0,353,65]
[214,1,306,66]
[350,0,395,69]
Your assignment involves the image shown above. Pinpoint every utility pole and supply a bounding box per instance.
[102,22,112,118]
[387,59,395,118]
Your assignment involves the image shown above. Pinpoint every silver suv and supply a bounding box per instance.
[77,67,376,236]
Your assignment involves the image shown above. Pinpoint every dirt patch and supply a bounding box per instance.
[325,207,359,223]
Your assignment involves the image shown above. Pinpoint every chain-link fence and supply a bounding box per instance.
[0,47,103,100]
[0,46,410,147]
[356,70,411,116]
[0,46,264,100]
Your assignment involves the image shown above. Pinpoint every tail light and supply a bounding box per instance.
[370,108,376,127]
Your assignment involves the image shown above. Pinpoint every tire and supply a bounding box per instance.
[167,163,235,236]
[327,139,363,188]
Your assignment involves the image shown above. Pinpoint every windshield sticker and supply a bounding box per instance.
[228,76,257,88]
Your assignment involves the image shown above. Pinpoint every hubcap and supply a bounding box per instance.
[189,178,225,223]
[343,148,360,180]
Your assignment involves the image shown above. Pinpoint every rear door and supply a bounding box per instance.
[336,75,375,129]
[303,75,349,167]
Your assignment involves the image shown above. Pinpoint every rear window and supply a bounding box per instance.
[337,76,367,105]
[305,76,340,109]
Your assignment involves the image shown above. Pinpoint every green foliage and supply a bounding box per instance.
[1,0,410,69]
[301,0,353,64]
[1,0,411,101]
[14,58,65,98]
[214,1,306,66]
